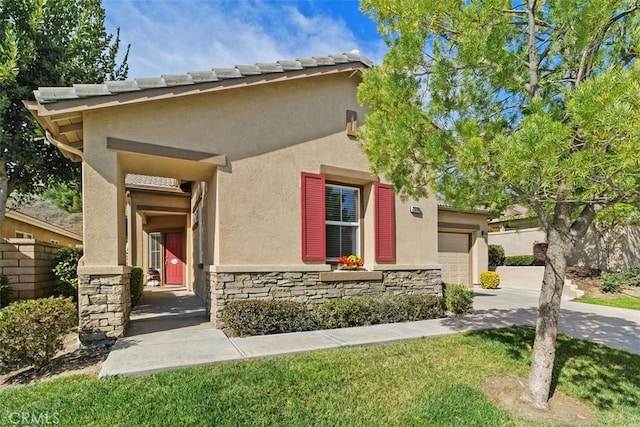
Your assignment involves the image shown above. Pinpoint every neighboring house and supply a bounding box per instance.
[0,202,82,300]
[2,210,83,247]
[25,52,487,342]
[489,206,640,271]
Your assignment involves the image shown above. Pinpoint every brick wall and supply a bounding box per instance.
[207,269,442,327]
[0,238,59,300]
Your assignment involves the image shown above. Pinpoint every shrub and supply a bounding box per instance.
[130,266,144,307]
[315,295,445,329]
[601,268,640,293]
[480,271,500,289]
[601,273,624,293]
[403,294,445,320]
[0,296,76,373]
[444,284,474,315]
[488,245,505,267]
[373,295,445,324]
[504,255,535,266]
[222,299,316,337]
[222,295,446,337]
[0,275,11,308]
[315,298,375,329]
[53,248,83,300]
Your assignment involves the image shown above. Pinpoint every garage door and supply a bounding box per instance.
[438,232,470,286]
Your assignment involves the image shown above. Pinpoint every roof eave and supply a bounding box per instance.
[31,62,369,118]
[6,210,83,241]
[437,205,491,217]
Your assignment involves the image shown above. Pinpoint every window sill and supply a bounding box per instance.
[319,270,383,282]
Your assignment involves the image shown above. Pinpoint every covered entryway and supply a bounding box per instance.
[125,174,193,290]
[438,232,471,286]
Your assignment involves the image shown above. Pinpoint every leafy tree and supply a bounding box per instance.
[0,0,129,225]
[43,181,82,213]
[359,0,640,409]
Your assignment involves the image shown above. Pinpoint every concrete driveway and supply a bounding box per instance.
[100,286,640,377]
[466,287,639,355]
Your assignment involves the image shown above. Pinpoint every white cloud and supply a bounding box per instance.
[104,0,385,78]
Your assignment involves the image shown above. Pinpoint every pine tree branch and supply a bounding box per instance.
[526,0,540,98]
[576,4,640,84]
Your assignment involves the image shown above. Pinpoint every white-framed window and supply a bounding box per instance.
[50,239,60,245]
[325,184,360,260]
[15,231,33,239]
[148,232,162,271]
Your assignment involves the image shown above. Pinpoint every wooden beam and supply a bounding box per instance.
[58,122,83,134]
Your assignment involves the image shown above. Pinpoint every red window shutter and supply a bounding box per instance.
[301,172,326,261]
[375,182,395,262]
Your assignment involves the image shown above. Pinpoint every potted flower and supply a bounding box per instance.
[337,254,364,270]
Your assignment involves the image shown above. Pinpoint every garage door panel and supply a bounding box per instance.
[438,233,469,253]
[438,232,470,286]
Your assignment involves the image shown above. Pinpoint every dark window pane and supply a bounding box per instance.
[326,187,342,222]
[341,189,357,222]
[325,186,358,222]
[326,224,357,258]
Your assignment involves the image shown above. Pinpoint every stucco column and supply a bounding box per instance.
[471,231,489,285]
[78,133,130,343]
[82,146,126,266]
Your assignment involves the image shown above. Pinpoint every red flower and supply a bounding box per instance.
[338,254,363,268]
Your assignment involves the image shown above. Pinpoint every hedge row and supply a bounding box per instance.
[490,244,545,267]
[223,294,450,337]
[504,255,535,266]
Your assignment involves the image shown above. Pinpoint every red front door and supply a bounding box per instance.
[164,232,184,285]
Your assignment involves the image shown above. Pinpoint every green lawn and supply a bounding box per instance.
[1,326,638,426]
[577,296,640,310]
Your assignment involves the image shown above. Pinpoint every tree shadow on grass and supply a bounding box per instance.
[466,326,640,411]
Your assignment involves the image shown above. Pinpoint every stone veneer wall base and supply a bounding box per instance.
[207,269,442,327]
[78,272,131,345]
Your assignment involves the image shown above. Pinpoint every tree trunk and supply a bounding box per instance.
[519,228,572,409]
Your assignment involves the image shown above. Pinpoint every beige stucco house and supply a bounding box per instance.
[2,210,82,247]
[25,52,487,342]
[0,206,82,301]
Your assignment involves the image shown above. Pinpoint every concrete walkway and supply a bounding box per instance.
[100,286,640,377]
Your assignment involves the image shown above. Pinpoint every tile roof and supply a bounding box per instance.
[125,174,180,189]
[34,51,372,104]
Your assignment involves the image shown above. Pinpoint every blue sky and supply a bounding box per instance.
[103,0,386,78]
